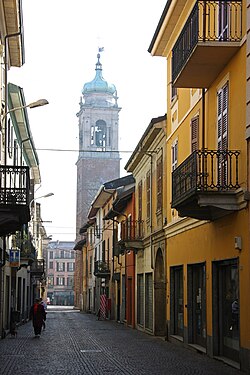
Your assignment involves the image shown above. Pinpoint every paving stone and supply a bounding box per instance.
[0,308,241,375]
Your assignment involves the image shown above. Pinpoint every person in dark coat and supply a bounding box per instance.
[29,298,46,337]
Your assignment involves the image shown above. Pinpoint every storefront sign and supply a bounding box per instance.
[9,249,20,267]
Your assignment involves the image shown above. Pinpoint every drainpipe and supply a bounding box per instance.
[202,88,205,150]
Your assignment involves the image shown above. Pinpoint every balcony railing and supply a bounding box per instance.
[94,260,110,278]
[172,0,242,86]
[120,220,144,241]
[0,165,30,206]
[172,149,240,208]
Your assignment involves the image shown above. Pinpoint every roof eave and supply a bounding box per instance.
[8,83,41,184]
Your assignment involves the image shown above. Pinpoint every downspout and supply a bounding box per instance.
[202,88,205,150]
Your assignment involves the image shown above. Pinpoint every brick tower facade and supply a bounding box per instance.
[76,52,121,239]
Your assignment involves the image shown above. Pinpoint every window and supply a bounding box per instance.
[7,119,13,158]
[49,251,53,259]
[67,276,74,287]
[217,82,229,186]
[219,1,229,41]
[48,276,54,287]
[57,262,65,272]
[138,180,142,220]
[67,262,75,272]
[191,116,199,152]
[217,83,228,151]
[13,140,18,165]
[92,120,107,150]
[49,261,53,269]
[156,156,163,211]
[172,139,178,171]
[89,256,93,274]
[171,84,177,101]
[146,171,151,219]
[102,240,105,262]
[60,250,64,259]
[57,277,65,286]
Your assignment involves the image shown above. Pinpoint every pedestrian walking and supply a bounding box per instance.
[39,297,47,330]
[29,298,46,338]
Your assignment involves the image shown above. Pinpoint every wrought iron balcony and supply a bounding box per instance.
[0,165,30,235]
[94,260,110,278]
[118,219,144,251]
[30,259,44,276]
[172,0,242,88]
[172,150,245,220]
[16,232,36,262]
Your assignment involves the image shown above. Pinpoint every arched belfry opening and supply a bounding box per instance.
[94,120,107,149]
[154,248,166,336]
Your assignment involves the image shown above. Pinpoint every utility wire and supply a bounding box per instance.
[22,146,133,153]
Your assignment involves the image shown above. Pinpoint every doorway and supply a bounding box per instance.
[213,259,239,363]
[154,248,166,336]
[188,263,206,348]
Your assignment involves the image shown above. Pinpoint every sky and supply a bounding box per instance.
[9,0,167,242]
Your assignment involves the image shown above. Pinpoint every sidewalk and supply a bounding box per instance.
[0,308,241,375]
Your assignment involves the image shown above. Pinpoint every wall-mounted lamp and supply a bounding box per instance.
[234,236,242,251]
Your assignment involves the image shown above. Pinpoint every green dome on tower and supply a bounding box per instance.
[82,53,116,95]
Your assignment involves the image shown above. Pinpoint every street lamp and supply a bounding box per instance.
[2,98,49,122]
[29,192,54,212]
[2,98,49,165]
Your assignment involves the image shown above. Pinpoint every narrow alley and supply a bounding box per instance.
[0,307,241,375]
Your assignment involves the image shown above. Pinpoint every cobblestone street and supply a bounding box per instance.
[0,307,241,375]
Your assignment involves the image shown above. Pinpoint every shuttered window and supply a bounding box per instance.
[217,82,229,186]
[218,83,228,150]
[191,116,199,152]
[146,171,150,218]
[157,156,163,211]
[172,140,178,171]
[138,180,142,220]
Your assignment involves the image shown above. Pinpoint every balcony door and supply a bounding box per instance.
[219,1,229,41]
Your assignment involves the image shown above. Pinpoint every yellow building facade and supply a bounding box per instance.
[149,0,249,371]
[125,115,167,335]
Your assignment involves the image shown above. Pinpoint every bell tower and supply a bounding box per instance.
[76,52,121,237]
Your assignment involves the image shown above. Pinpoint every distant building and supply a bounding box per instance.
[46,241,75,306]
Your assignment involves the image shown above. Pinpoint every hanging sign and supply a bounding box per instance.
[9,249,20,267]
